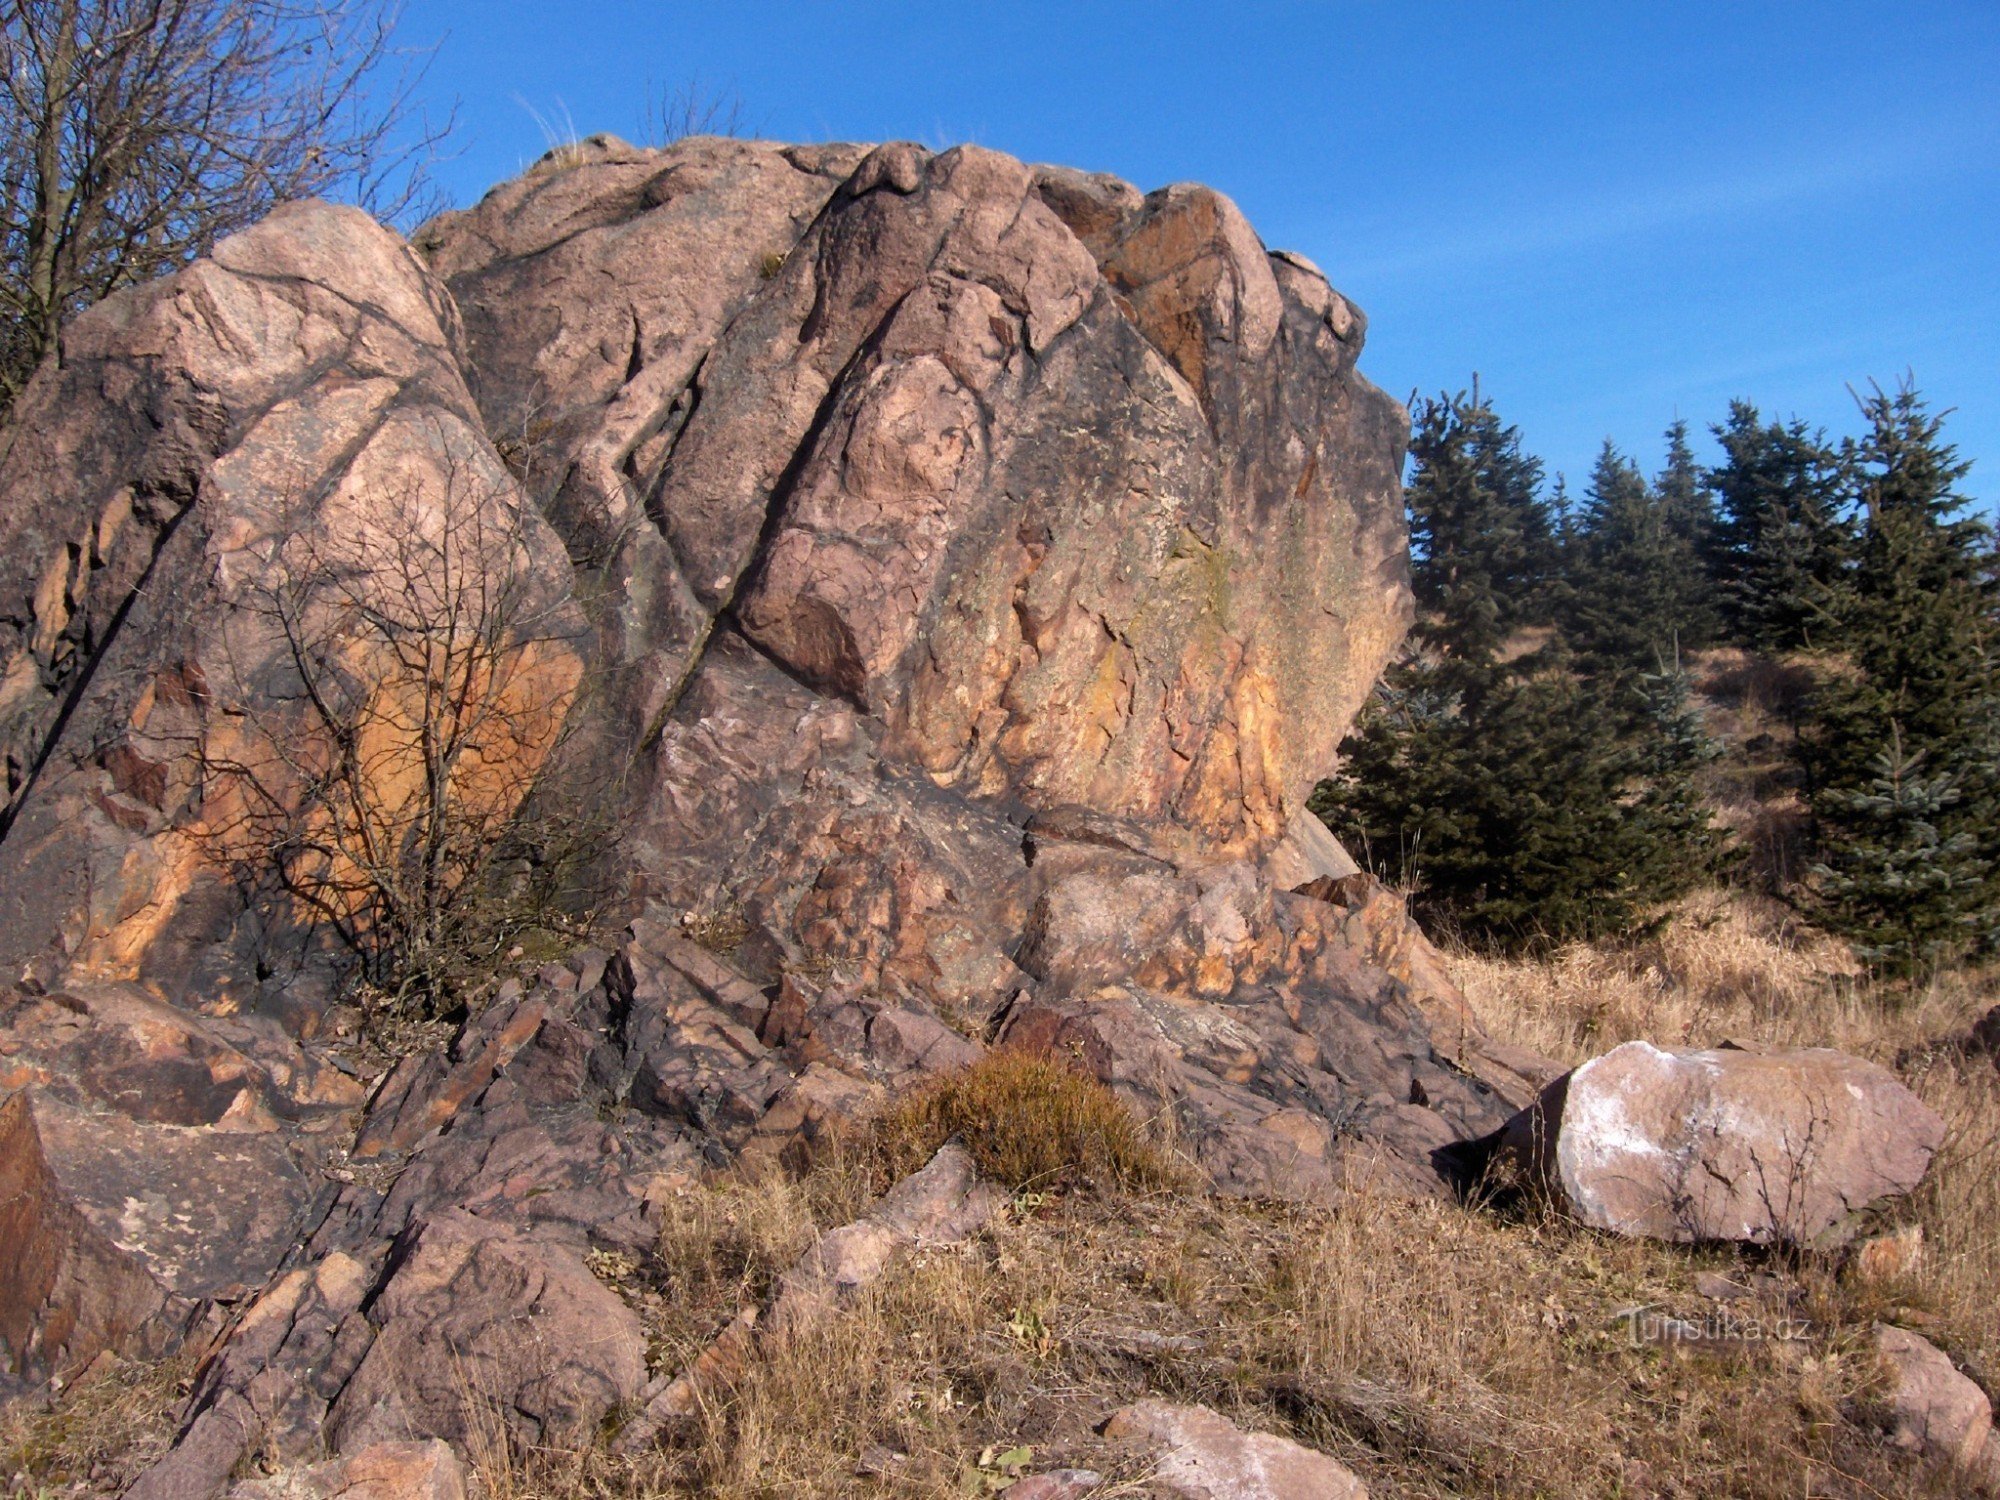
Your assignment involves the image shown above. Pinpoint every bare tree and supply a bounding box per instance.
[0,0,449,411]
[199,440,588,1016]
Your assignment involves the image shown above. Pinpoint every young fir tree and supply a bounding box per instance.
[1805,381,2000,972]
[1811,733,1989,974]
[1315,391,1721,950]
[1706,402,1851,649]
[1654,420,1724,649]
[1564,440,1717,670]
[1403,388,1557,656]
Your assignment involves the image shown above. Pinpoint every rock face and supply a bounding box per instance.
[424,139,1406,861]
[0,198,585,1019]
[0,134,1563,1487]
[1490,1040,1945,1245]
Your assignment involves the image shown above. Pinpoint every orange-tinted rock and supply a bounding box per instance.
[999,861,1547,1200]
[0,200,584,1020]
[352,992,550,1158]
[228,1440,467,1500]
[418,138,1411,879]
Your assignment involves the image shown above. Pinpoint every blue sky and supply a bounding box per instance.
[399,1,2000,509]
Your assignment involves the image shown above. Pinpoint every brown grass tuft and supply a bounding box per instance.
[0,1352,190,1494]
[867,1048,1187,1195]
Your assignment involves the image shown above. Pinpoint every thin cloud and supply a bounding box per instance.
[1339,126,1994,288]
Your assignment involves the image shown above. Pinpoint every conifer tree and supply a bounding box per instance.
[1804,381,1999,973]
[1707,402,1850,649]
[1811,733,1990,974]
[1623,659,1728,893]
[1654,420,1724,648]
[1403,388,1556,657]
[1565,441,1714,669]
[1317,391,1721,949]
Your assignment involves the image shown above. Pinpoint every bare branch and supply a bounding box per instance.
[638,74,745,147]
[0,0,453,411]
[188,436,589,1016]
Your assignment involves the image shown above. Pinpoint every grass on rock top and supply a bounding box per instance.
[866,1050,1192,1197]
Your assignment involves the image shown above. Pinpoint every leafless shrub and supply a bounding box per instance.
[196,436,589,1016]
[640,75,745,146]
[0,0,451,411]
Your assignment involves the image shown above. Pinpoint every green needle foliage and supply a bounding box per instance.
[1803,381,2000,974]
[1810,734,1989,975]
[1706,402,1850,651]
[1316,385,1721,951]
[1564,435,1719,668]
[1324,371,1992,975]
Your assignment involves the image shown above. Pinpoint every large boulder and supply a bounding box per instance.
[0,135,1556,1492]
[0,131,1417,1051]
[1489,1040,1945,1245]
[422,136,1408,895]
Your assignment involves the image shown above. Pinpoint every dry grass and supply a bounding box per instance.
[1450,885,2000,1383]
[867,1050,1188,1196]
[14,1176,1968,1499]
[1448,888,1868,1063]
[481,1162,1969,1499]
[1690,647,1820,888]
[0,1351,190,1495]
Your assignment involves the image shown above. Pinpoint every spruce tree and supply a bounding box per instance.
[1654,420,1724,649]
[1317,390,1722,950]
[1804,381,2000,973]
[1707,402,1850,649]
[1404,389,1556,658]
[1811,733,1990,974]
[1564,441,1715,670]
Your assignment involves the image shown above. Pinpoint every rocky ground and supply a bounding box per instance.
[0,135,1991,1499]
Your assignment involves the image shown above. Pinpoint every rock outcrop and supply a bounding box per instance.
[0,199,587,1024]
[1488,1040,1945,1245]
[0,131,1937,1495]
